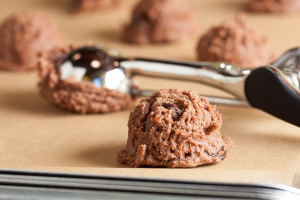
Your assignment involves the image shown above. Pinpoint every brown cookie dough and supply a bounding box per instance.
[73,0,128,13]
[118,89,233,168]
[123,0,197,44]
[0,12,62,72]
[38,45,133,114]
[246,0,300,13]
[196,15,274,68]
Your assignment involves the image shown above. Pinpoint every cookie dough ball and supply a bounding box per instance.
[73,0,128,13]
[196,16,274,68]
[246,0,300,13]
[37,45,133,114]
[123,0,197,44]
[118,89,233,168]
[0,12,62,71]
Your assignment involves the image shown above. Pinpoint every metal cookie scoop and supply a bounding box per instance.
[59,46,300,127]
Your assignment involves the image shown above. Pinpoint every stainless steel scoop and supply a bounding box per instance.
[59,46,300,126]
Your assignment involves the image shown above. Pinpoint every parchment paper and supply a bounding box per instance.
[0,0,299,186]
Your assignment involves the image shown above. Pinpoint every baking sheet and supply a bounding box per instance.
[0,0,300,186]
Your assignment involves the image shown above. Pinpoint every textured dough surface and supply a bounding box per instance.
[118,89,233,168]
[246,0,300,13]
[123,0,197,44]
[0,12,62,71]
[196,15,274,68]
[73,0,128,13]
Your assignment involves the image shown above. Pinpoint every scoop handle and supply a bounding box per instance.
[245,67,300,127]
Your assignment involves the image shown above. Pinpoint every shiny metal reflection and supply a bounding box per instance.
[59,45,300,106]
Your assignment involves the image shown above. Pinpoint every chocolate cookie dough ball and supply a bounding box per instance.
[73,0,128,13]
[196,16,274,68]
[38,45,133,114]
[0,12,62,71]
[118,89,233,168]
[123,0,197,44]
[246,0,300,13]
